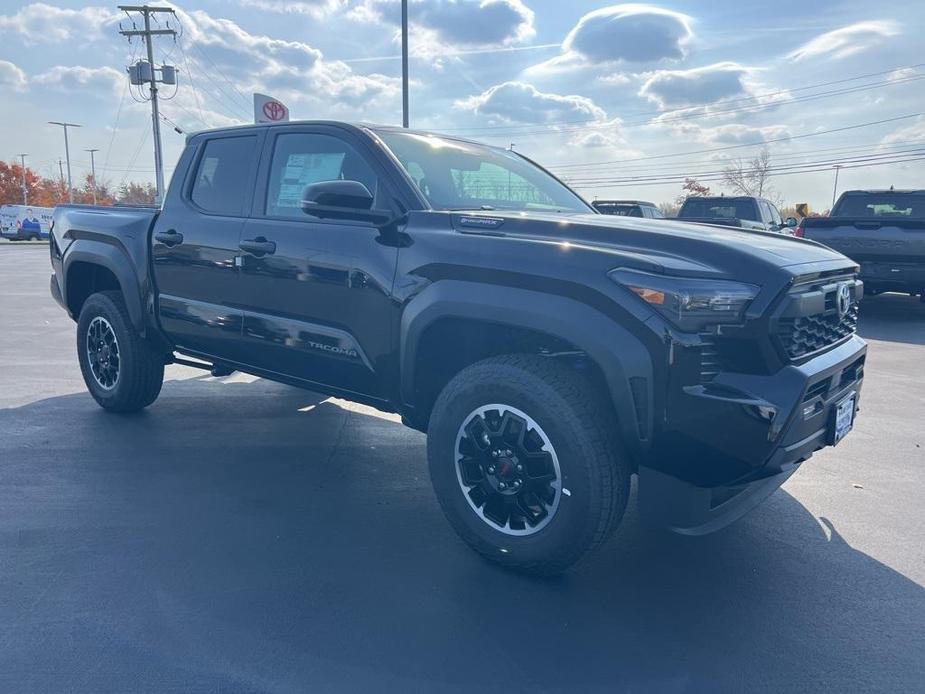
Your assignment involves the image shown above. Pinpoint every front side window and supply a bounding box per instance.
[759,200,774,224]
[768,203,783,226]
[265,133,379,219]
[375,130,591,214]
[190,136,257,216]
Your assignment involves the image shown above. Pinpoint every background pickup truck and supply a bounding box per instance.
[800,189,925,300]
[673,195,797,233]
[591,199,664,218]
[50,121,866,573]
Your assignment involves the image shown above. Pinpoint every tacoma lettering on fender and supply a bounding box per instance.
[49,122,867,574]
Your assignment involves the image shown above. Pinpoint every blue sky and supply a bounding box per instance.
[1,0,923,209]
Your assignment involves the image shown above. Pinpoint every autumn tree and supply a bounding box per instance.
[674,177,712,207]
[722,147,779,199]
[117,181,157,205]
[0,161,41,206]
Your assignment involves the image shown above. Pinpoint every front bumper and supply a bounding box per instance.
[859,260,925,292]
[639,335,866,534]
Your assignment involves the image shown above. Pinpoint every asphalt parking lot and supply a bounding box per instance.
[1,245,923,693]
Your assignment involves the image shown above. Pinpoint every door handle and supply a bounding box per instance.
[154,229,183,247]
[239,237,276,256]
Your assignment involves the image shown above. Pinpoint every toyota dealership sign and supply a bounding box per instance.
[254,93,290,124]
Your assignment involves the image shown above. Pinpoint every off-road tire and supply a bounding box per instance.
[77,290,164,412]
[427,354,630,574]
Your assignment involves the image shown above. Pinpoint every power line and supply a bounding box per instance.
[572,154,925,190]
[564,147,925,185]
[551,139,925,176]
[190,42,252,111]
[549,112,925,170]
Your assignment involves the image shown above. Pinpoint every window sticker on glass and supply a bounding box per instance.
[275,153,346,209]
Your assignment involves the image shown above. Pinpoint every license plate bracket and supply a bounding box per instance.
[830,392,856,445]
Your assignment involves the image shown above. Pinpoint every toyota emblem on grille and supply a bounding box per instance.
[836,283,852,318]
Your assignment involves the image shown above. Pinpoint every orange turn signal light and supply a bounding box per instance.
[629,287,666,305]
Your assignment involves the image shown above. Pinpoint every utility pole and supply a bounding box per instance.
[49,121,80,203]
[831,165,841,209]
[85,148,100,205]
[57,159,66,202]
[401,0,409,128]
[17,154,27,205]
[119,5,177,206]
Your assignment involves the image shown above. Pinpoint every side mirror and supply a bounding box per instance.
[301,180,391,224]
[785,216,798,228]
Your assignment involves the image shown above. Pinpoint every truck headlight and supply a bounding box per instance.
[609,268,758,331]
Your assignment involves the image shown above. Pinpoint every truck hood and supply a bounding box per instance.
[452,211,855,278]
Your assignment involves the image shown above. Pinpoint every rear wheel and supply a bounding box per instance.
[427,354,630,574]
[77,291,165,412]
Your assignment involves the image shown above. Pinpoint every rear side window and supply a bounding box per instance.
[190,136,258,216]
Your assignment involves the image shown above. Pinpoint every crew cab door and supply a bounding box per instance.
[152,131,262,361]
[236,126,399,399]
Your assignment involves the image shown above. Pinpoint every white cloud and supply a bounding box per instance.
[669,122,792,145]
[881,116,925,145]
[0,60,26,90]
[236,0,347,16]
[34,65,123,95]
[455,81,606,124]
[172,8,400,115]
[352,0,535,55]
[529,4,692,75]
[787,21,900,62]
[639,62,753,108]
[0,3,116,43]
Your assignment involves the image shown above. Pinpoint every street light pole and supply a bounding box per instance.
[85,148,100,205]
[831,165,841,209]
[401,0,409,128]
[48,121,81,203]
[17,154,27,205]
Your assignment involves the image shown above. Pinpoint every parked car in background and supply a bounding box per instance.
[592,199,664,218]
[0,205,54,241]
[800,189,925,300]
[672,196,797,233]
[49,121,866,573]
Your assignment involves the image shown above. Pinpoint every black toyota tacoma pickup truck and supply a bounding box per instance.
[49,122,867,573]
[800,189,925,300]
[674,195,798,233]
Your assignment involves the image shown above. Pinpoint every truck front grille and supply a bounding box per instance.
[776,275,860,360]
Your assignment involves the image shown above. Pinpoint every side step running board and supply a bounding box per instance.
[168,355,236,378]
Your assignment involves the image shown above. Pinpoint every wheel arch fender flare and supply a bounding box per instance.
[400,279,654,453]
[62,241,145,334]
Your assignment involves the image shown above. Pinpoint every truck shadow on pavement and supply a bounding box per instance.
[857,292,925,345]
[0,376,922,692]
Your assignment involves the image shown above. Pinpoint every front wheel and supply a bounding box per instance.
[427,354,630,574]
[77,291,165,412]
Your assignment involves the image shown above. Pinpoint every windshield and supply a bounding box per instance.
[833,193,925,218]
[374,130,592,214]
[680,198,758,220]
